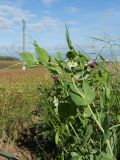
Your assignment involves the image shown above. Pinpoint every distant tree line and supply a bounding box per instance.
[0,56,19,61]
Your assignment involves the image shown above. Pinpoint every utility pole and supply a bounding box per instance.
[22,19,25,52]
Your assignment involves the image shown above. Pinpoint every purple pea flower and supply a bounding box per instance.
[87,59,97,68]
[52,75,59,83]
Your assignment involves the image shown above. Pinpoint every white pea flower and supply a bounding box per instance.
[22,66,26,70]
[67,61,78,69]
[53,96,59,107]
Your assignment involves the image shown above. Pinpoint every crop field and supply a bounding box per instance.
[0,61,53,158]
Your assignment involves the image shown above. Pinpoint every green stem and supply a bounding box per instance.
[109,124,120,130]
[72,77,84,98]
[60,77,69,96]
[106,139,114,156]
[69,122,80,143]
[88,105,104,134]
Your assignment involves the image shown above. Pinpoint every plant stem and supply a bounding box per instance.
[88,105,104,134]
[106,139,114,156]
[69,122,80,143]
[72,77,84,98]
[109,124,120,130]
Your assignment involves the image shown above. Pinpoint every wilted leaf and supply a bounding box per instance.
[0,149,17,160]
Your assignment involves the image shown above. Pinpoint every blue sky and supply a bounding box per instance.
[0,0,120,59]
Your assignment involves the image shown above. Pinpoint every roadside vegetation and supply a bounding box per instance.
[0,29,120,159]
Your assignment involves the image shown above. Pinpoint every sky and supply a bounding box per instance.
[0,0,120,59]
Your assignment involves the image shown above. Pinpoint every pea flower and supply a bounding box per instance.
[53,96,59,107]
[67,61,78,69]
[87,59,97,68]
[52,75,59,83]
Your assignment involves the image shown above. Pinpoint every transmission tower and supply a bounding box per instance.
[22,19,25,52]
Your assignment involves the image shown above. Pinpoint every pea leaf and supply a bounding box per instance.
[70,91,85,106]
[35,46,49,65]
[70,81,95,106]
[66,50,77,59]
[49,56,59,66]
[97,152,116,160]
[66,26,74,50]
[82,81,95,105]
[20,52,38,67]
[84,107,92,118]
[57,52,64,61]
[58,101,77,118]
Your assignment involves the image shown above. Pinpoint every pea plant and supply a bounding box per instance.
[20,28,120,160]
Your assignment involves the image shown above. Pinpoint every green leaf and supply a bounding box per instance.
[70,83,84,98]
[20,52,38,67]
[58,101,77,118]
[97,152,116,160]
[105,86,110,99]
[102,114,111,133]
[84,106,92,118]
[117,115,120,122]
[49,56,59,66]
[47,65,62,74]
[71,152,82,160]
[66,50,77,59]
[66,26,74,50]
[100,55,105,61]
[70,81,95,106]
[59,61,67,69]
[83,124,93,146]
[35,46,49,65]
[82,81,95,105]
[70,91,85,106]
[55,131,59,145]
[70,152,78,157]
[57,52,64,61]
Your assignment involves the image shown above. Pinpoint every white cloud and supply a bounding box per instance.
[65,6,80,13]
[0,4,35,32]
[0,16,12,31]
[28,16,63,32]
[42,0,58,6]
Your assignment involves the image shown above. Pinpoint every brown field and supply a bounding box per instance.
[0,61,52,143]
[0,60,52,86]
[0,60,22,69]
[106,61,120,73]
